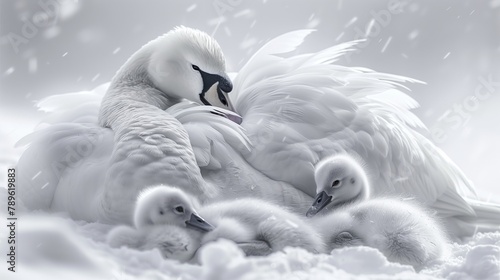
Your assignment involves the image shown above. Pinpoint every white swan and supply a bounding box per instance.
[137,185,325,256]
[226,30,500,237]
[17,26,234,224]
[16,28,500,238]
[311,198,449,269]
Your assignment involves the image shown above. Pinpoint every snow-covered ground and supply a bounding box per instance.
[0,210,499,280]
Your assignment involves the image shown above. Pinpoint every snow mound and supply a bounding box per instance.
[1,211,499,280]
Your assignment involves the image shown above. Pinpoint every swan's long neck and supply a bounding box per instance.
[94,47,216,224]
[98,48,179,130]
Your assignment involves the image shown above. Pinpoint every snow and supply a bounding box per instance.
[4,67,15,76]
[345,17,358,28]
[28,58,37,74]
[1,207,499,280]
[381,37,392,53]
[91,73,101,82]
[186,4,197,13]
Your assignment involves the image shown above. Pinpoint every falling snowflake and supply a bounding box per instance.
[4,67,15,76]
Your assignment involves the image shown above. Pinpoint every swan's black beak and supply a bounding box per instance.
[217,76,233,93]
[198,69,233,109]
[185,213,214,232]
[217,77,234,111]
[306,191,332,217]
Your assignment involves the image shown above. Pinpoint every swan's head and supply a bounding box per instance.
[306,155,369,217]
[147,26,234,110]
[134,186,214,232]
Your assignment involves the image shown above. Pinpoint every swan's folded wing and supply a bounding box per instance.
[16,123,114,210]
[35,83,108,125]
[16,83,111,210]
[166,104,251,170]
[233,34,477,213]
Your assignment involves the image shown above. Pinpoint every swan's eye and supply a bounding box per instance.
[192,65,200,71]
[332,180,341,188]
[350,178,356,184]
[174,206,184,214]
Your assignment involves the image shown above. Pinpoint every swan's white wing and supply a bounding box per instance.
[37,83,108,113]
[165,103,251,170]
[33,84,108,125]
[232,29,315,105]
[232,33,477,221]
[16,86,113,212]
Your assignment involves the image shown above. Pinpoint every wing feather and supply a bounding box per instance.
[233,35,477,216]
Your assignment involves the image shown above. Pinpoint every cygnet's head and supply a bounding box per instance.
[146,26,233,110]
[306,154,369,217]
[134,186,214,232]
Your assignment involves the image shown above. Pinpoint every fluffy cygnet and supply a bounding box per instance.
[137,185,326,256]
[106,185,213,261]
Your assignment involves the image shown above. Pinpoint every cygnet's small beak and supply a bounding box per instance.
[185,213,214,232]
[306,191,333,217]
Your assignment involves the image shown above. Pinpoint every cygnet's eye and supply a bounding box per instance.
[192,64,200,71]
[159,210,164,215]
[332,180,341,188]
[174,206,185,214]
[350,178,356,184]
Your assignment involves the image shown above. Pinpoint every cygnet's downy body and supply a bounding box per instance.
[107,224,201,262]
[312,198,449,268]
[200,198,326,255]
[137,185,325,256]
